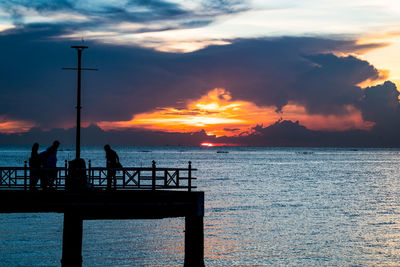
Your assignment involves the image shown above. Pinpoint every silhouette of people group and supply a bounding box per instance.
[29,140,60,190]
[29,142,121,191]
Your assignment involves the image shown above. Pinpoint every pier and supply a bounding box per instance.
[0,45,204,266]
[0,161,204,266]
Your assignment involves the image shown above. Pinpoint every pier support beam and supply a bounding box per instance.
[184,216,204,267]
[61,213,83,267]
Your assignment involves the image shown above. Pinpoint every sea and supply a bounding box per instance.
[1,146,400,266]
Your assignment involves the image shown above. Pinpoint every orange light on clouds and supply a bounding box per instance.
[0,117,36,133]
[356,69,389,88]
[282,104,374,132]
[357,30,400,89]
[98,88,280,136]
[97,88,374,136]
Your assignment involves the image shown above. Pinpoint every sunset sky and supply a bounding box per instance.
[1,0,400,146]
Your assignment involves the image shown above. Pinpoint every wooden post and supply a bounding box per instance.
[64,160,68,188]
[184,216,204,267]
[184,192,204,266]
[61,213,83,267]
[123,168,126,188]
[24,161,27,190]
[88,160,92,184]
[138,170,141,188]
[188,161,192,192]
[164,170,167,187]
[152,160,156,190]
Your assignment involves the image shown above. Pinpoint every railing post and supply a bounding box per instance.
[164,170,167,187]
[152,160,156,191]
[64,160,68,188]
[188,161,192,192]
[88,160,92,184]
[138,170,141,188]
[122,169,125,188]
[24,161,28,190]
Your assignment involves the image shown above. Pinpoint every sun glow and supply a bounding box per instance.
[97,88,374,136]
[201,142,214,147]
[98,88,279,136]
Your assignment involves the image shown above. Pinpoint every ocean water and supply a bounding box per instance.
[1,146,400,266]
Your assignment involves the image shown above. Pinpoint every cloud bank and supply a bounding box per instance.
[0,19,400,146]
[1,120,400,147]
[0,27,388,125]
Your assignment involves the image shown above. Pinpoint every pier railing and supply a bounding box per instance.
[0,160,197,191]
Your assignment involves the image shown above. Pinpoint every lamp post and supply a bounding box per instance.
[63,46,97,159]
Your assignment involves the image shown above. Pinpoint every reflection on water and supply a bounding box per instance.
[1,147,400,265]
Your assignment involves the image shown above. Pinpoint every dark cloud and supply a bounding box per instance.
[293,54,379,115]
[217,120,389,147]
[197,0,248,15]
[4,0,73,11]
[0,124,212,146]
[360,81,400,130]
[128,0,189,16]
[0,26,392,131]
[223,128,240,132]
[1,121,399,147]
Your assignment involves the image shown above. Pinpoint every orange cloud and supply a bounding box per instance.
[282,104,374,131]
[97,88,374,136]
[98,88,280,136]
[356,30,400,90]
[357,69,390,88]
[0,117,36,133]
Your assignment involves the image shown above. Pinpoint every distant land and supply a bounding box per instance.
[1,120,399,147]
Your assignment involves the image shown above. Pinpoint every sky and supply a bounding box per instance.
[1,0,400,146]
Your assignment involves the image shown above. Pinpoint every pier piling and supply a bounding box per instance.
[61,213,83,267]
[184,215,205,267]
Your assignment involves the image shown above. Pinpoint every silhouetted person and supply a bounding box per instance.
[40,140,60,189]
[29,143,41,190]
[104,144,121,190]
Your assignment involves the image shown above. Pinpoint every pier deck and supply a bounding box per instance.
[0,189,204,219]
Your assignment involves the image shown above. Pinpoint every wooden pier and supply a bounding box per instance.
[0,161,204,266]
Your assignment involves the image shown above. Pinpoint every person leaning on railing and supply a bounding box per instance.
[104,144,122,190]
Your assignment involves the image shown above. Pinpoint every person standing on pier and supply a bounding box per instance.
[40,140,60,189]
[104,144,121,190]
[29,143,41,190]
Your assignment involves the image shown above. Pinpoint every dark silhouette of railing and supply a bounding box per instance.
[0,160,196,191]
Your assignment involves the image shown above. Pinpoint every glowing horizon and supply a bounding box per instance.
[97,88,374,137]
